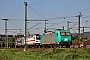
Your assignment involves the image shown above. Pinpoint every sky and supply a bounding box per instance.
[0,0,90,35]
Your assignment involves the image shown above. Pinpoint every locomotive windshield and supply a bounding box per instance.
[17,38,22,43]
[18,40,22,43]
[61,32,65,35]
[66,32,70,35]
[29,35,33,38]
[61,32,70,36]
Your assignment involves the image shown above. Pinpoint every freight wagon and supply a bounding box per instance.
[40,29,72,48]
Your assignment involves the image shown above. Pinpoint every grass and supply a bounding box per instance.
[0,48,90,60]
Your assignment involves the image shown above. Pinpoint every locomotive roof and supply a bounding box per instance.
[56,29,70,32]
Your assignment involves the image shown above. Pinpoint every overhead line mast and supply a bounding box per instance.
[24,2,28,51]
[2,18,9,48]
[78,13,82,39]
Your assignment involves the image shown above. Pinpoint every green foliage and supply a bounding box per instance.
[0,48,90,60]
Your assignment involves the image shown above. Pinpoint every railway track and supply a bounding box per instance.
[4,48,54,51]
[0,47,69,51]
[0,47,90,51]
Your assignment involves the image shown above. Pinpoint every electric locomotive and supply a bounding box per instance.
[40,29,72,48]
[26,34,40,48]
[16,35,25,47]
[16,34,41,48]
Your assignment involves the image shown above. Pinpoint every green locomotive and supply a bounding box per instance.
[40,29,72,48]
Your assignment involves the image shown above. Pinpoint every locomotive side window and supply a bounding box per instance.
[57,33,58,36]
[33,36,35,39]
[30,35,33,38]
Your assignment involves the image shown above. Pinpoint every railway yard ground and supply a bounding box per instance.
[0,48,90,60]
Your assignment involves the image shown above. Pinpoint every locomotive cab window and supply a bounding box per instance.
[61,32,65,36]
[66,32,70,35]
[18,40,22,43]
[36,35,40,40]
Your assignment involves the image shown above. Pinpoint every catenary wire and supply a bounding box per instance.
[28,0,43,5]
[28,6,47,20]
[8,20,21,29]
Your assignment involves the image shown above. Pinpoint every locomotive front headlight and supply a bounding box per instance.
[64,38,68,41]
